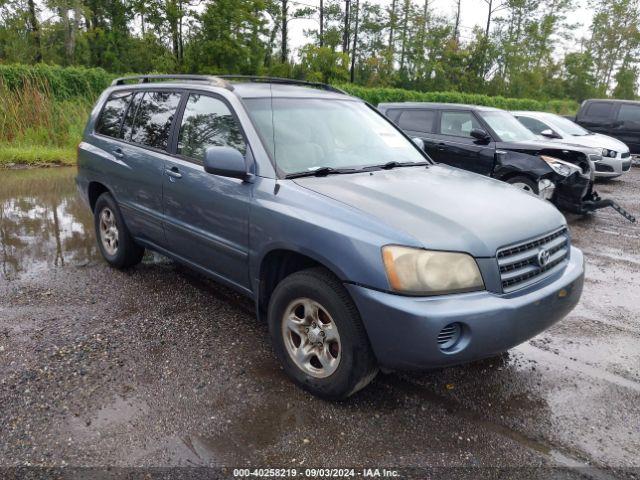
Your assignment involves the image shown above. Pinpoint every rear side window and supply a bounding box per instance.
[131,91,182,150]
[177,94,246,160]
[584,102,614,120]
[396,109,435,133]
[121,92,143,141]
[517,116,550,135]
[95,91,133,138]
[617,104,640,125]
[440,111,481,138]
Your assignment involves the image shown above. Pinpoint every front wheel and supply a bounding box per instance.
[94,192,144,269]
[506,175,539,195]
[267,268,378,400]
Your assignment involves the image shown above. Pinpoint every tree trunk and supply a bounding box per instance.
[453,0,461,43]
[350,0,359,82]
[342,0,350,54]
[388,0,396,50]
[27,0,42,63]
[281,0,288,63]
[319,0,324,47]
[485,0,492,37]
[399,0,409,71]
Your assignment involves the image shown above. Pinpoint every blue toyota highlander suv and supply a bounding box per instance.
[76,75,585,399]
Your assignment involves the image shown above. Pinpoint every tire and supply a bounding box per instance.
[506,175,539,195]
[267,267,378,400]
[94,192,144,269]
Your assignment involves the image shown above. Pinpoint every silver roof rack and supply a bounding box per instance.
[218,75,346,94]
[111,74,233,90]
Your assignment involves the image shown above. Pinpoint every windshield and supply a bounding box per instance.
[546,114,591,136]
[244,98,427,175]
[480,111,539,142]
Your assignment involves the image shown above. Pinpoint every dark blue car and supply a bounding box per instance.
[76,75,584,399]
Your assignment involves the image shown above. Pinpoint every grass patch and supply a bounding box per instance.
[0,145,76,167]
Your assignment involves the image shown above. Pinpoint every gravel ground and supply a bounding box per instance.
[0,167,639,478]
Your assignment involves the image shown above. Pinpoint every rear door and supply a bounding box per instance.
[613,103,640,154]
[116,89,183,246]
[91,89,179,248]
[429,110,496,175]
[577,101,616,136]
[162,92,252,290]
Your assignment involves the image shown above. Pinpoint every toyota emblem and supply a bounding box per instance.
[537,248,550,267]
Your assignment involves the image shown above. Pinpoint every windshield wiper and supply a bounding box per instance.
[365,161,430,171]
[285,166,359,179]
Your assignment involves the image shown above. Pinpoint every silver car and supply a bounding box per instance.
[513,111,632,179]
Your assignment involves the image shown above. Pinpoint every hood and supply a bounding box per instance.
[294,165,566,258]
[540,133,629,153]
[497,139,598,155]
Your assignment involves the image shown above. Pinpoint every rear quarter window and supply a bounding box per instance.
[584,102,614,120]
[95,91,134,138]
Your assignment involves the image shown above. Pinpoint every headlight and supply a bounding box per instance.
[602,148,609,157]
[541,155,580,177]
[382,246,484,295]
[602,148,617,158]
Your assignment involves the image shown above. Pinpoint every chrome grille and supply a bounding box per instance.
[497,228,570,293]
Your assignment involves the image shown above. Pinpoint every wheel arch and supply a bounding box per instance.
[256,248,347,322]
[88,181,111,212]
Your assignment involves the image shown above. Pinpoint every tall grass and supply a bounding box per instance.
[0,78,91,165]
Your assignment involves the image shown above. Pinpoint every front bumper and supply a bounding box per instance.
[593,154,631,178]
[346,247,584,371]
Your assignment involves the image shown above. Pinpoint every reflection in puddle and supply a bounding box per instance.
[0,167,99,281]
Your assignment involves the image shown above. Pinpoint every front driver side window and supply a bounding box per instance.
[440,111,481,138]
[517,116,551,136]
[178,94,247,161]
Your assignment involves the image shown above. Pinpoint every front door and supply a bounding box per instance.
[430,110,496,176]
[162,92,252,290]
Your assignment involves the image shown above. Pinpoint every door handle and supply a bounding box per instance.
[112,147,125,159]
[166,166,183,180]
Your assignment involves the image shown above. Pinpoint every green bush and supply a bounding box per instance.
[0,64,580,166]
[337,85,579,114]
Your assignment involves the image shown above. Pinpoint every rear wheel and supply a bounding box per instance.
[506,175,538,195]
[94,192,144,269]
[268,268,378,400]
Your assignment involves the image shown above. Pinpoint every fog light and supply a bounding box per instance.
[538,179,555,201]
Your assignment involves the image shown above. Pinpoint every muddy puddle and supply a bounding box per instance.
[0,167,98,282]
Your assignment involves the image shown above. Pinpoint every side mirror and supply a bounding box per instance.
[470,128,491,142]
[412,137,425,150]
[203,146,247,180]
[540,129,562,139]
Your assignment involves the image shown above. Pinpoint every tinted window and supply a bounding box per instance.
[440,111,481,138]
[585,102,614,119]
[96,91,133,138]
[131,91,182,150]
[121,92,143,141]
[177,94,246,160]
[617,104,640,125]
[517,116,550,135]
[397,109,435,133]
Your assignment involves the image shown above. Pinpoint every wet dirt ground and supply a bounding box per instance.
[1,167,639,478]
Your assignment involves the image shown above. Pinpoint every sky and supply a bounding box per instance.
[289,0,596,54]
